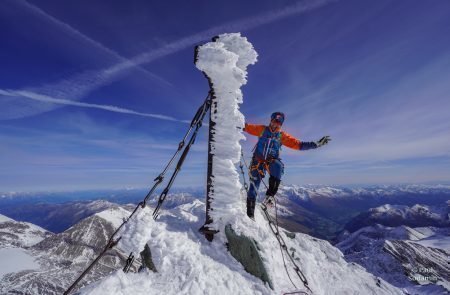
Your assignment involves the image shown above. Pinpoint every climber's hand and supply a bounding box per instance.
[316,136,331,147]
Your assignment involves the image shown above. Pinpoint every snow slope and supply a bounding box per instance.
[276,184,450,200]
[415,235,450,251]
[0,213,52,248]
[0,214,13,222]
[0,247,40,279]
[337,224,450,294]
[0,207,133,295]
[81,198,402,295]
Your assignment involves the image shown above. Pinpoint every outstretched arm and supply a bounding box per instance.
[244,123,265,137]
[281,132,331,150]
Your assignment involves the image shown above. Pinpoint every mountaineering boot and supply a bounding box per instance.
[263,195,275,208]
[246,199,256,220]
[266,176,281,197]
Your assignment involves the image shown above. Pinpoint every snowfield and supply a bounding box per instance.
[0,214,13,223]
[80,197,402,295]
[0,213,52,248]
[0,247,40,279]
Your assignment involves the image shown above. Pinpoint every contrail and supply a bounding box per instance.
[0,89,188,123]
[13,0,172,87]
[0,0,336,120]
[105,0,336,73]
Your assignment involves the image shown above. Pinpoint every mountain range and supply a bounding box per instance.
[0,184,448,294]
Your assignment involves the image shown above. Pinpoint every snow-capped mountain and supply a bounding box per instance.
[337,224,450,294]
[0,199,129,233]
[77,198,403,295]
[1,199,405,295]
[1,184,448,239]
[0,214,55,282]
[0,207,134,295]
[344,203,450,232]
[276,184,450,200]
[0,213,53,248]
[0,193,200,233]
[271,184,450,240]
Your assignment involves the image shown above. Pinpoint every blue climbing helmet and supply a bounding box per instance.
[270,112,285,124]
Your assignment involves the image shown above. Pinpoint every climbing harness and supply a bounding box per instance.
[240,150,312,294]
[64,93,211,295]
[250,157,273,177]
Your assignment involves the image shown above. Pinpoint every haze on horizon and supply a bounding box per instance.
[1,0,449,192]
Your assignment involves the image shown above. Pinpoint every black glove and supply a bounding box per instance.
[316,136,331,147]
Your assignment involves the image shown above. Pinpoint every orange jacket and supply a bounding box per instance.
[244,123,302,150]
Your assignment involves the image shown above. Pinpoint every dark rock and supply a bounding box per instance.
[224,224,273,289]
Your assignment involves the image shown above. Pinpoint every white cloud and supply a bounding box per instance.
[0,0,336,120]
[0,89,188,122]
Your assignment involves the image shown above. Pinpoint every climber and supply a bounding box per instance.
[244,112,330,219]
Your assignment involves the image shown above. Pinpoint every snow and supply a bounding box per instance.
[0,248,40,279]
[276,184,450,199]
[0,214,51,248]
[80,197,402,295]
[117,206,155,254]
[0,213,14,223]
[337,223,450,294]
[415,235,450,251]
[96,207,131,228]
[195,33,257,231]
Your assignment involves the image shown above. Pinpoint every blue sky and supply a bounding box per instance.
[1,0,449,192]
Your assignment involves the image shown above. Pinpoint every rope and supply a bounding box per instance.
[64,93,211,295]
[239,149,250,194]
[274,197,297,289]
[261,201,312,293]
[240,150,312,294]
[152,95,211,219]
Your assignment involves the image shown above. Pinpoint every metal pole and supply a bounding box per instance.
[195,39,220,241]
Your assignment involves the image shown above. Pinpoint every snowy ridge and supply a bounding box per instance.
[0,214,52,248]
[95,206,131,228]
[0,214,13,223]
[81,199,402,295]
[368,204,449,227]
[370,204,448,220]
[337,224,450,294]
[276,184,450,200]
[195,33,257,231]
[413,229,450,251]
[345,203,449,233]
[0,206,134,294]
[384,240,449,292]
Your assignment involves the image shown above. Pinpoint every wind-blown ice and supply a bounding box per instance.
[117,206,154,255]
[195,33,257,231]
[80,199,402,295]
